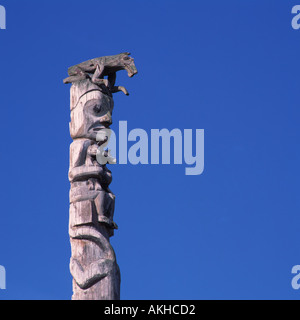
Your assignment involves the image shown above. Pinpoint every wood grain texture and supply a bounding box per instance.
[68,80,119,300]
[65,54,138,300]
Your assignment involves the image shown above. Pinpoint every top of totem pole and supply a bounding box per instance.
[63,52,138,97]
[64,53,138,141]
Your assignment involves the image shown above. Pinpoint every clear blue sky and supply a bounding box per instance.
[0,0,300,300]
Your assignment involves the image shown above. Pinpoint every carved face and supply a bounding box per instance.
[121,53,138,78]
[70,90,114,141]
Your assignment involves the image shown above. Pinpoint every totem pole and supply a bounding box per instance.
[64,53,138,300]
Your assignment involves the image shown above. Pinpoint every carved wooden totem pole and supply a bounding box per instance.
[64,53,138,300]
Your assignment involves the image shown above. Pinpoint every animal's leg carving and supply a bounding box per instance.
[108,72,129,95]
[108,73,116,89]
[92,64,109,88]
[111,86,129,96]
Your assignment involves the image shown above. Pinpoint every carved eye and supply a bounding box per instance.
[124,56,130,61]
[93,105,101,113]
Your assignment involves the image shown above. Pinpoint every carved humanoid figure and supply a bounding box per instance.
[65,53,138,300]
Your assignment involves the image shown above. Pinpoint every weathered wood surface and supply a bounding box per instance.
[65,53,138,300]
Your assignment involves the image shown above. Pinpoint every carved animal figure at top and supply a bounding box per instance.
[63,52,138,96]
